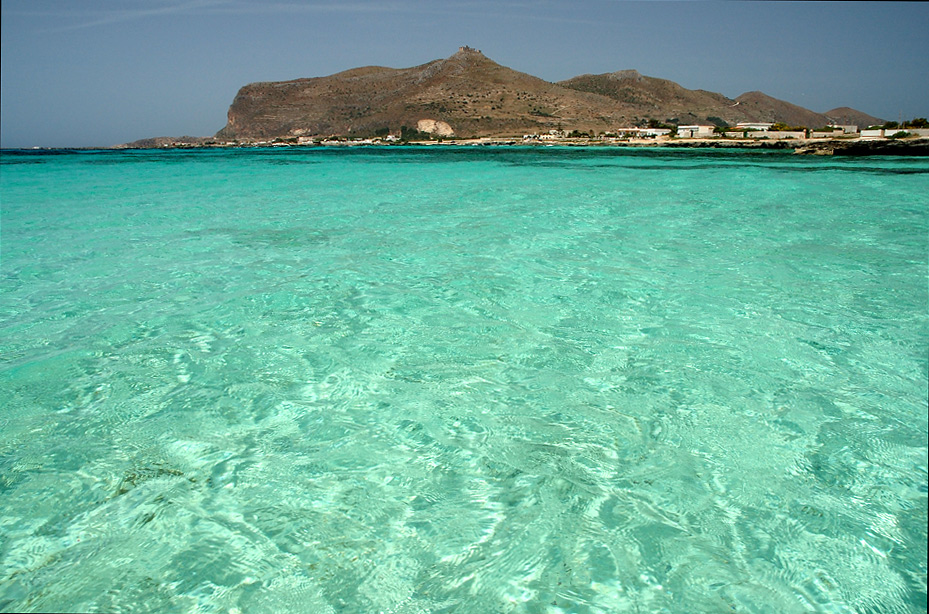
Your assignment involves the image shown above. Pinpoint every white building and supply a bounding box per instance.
[539,129,568,140]
[749,131,806,140]
[676,125,715,138]
[611,127,671,138]
[643,128,671,137]
[736,122,774,131]
[860,128,929,139]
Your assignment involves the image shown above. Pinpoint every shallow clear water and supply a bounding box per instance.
[1,147,927,613]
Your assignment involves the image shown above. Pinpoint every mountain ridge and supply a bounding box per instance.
[215,47,882,140]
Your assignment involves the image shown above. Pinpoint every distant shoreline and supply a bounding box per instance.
[115,135,929,156]
[6,137,929,156]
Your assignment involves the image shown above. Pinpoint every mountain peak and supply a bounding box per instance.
[215,53,879,141]
[610,69,643,81]
[453,45,484,58]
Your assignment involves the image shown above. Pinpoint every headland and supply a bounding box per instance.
[117,47,927,155]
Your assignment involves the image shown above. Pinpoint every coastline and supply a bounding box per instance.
[8,137,928,156]
[105,136,929,156]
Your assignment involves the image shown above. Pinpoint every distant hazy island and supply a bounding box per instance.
[121,47,928,155]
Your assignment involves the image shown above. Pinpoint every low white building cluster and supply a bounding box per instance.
[524,122,929,142]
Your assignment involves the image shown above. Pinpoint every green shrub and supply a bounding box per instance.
[399,126,434,141]
[770,122,806,132]
[647,119,672,130]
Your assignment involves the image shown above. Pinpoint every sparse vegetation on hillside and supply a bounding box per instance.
[215,49,884,141]
[399,126,435,141]
[771,122,807,132]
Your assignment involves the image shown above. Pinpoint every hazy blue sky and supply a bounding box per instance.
[2,0,927,148]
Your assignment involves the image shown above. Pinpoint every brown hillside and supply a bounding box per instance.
[557,70,742,125]
[215,48,881,140]
[217,47,629,139]
[732,91,833,128]
[823,107,884,127]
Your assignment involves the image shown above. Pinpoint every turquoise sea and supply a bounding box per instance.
[1,147,927,613]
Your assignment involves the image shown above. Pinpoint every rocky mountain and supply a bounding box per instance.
[216,47,623,140]
[558,70,742,126]
[729,91,832,128]
[215,47,881,140]
[822,107,884,128]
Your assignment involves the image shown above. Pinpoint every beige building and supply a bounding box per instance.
[676,125,715,138]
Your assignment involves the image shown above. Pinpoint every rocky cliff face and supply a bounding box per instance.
[215,48,881,140]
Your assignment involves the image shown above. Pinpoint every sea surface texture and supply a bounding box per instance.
[1,147,927,613]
